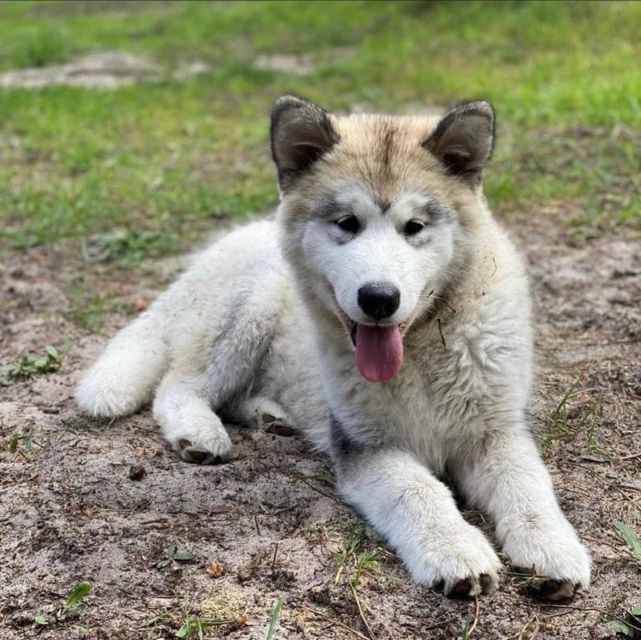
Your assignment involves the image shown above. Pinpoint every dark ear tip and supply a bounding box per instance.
[271,95,324,123]
[458,100,495,124]
[271,95,303,125]
[272,94,304,113]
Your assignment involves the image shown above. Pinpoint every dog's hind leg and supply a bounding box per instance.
[76,311,169,419]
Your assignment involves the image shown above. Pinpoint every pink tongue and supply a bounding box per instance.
[355,324,404,383]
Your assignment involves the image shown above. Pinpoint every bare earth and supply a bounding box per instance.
[1,209,640,640]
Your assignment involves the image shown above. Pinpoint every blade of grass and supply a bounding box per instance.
[617,522,641,561]
[265,597,282,640]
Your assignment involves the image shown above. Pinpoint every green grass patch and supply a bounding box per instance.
[64,284,129,333]
[35,580,92,626]
[0,0,638,255]
[0,345,62,385]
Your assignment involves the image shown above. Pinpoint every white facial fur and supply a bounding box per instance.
[301,183,457,326]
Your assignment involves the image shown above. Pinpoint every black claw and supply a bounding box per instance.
[479,573,493,593]
[448,578,473,599]
[528,578,577,602]
[265,421,297,437]
[187,451,229,466]
[187,450,210,464]
[540,579,561,595]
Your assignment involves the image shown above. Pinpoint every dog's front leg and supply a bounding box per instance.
[332,442,501,596]
[453,429,591,600]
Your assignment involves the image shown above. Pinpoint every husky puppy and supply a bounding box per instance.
[76,96,591,599]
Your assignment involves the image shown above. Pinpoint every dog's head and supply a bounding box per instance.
[271,96,495,383]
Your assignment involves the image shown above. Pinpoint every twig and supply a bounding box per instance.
[421,617,459,632]
[618,484,641,493]
[437,318,446,348]
[579,455,610,464]
[291,473,342,503]
[349,582,376,639]
[468,597,480,637]
[620,452,641,461]
[271,543,279,573]
[253,514,261,536]
[531,603,641,632]
[302,605,370,640]
[610,483,641,512]
[517,614,540,640]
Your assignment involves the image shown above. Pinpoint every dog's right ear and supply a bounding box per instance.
[270,96,339,192]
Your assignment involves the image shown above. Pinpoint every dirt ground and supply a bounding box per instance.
[1,207,640,640]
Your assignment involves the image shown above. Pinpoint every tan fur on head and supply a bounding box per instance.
[272,99,495,235]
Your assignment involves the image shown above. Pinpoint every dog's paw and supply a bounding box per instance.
[504,523,591,601]
[408,524,501,597]
[261,414,297,437]
[238,396,294,432]
[168,419,233,465]
[177,432,232,464]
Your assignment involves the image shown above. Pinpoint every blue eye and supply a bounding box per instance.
[335,215,360,234]
[404,219,425,236]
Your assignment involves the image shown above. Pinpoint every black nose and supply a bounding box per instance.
[358,282,400,320]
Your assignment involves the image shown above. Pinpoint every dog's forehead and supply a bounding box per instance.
[323,113,451,201]
[327,183,436,218]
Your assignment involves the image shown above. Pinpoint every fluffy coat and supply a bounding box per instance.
[77,97,590,599]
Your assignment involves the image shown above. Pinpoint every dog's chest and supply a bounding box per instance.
[343,323,513,467]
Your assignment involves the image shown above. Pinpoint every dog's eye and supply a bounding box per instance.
[335,215,360,234]
[404,220,425,236]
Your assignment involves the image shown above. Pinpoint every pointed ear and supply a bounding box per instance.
[270,95,339,191]
[423,101,495,186]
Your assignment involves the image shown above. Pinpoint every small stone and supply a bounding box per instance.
[128,464,146,481]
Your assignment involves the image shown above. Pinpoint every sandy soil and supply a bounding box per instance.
[1,209,640,640]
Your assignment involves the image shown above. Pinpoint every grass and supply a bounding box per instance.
[606,605,641,639]
[617,522,641,565]
[64,285,131,333]
[35,580,92,626]
[0,344,62,385]
[6,432,35,453]
[154,545,195,570]
[0,0,639,259]
[329,522,385,589]
[176,609,235,640]
[539,378,608,459]
[265,597,283,640]
[539,377,581,453]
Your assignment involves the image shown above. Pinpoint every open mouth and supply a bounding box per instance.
[347,319,410,384]
[349,319,410,347]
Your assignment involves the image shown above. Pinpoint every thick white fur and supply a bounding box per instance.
[77,115,590,599]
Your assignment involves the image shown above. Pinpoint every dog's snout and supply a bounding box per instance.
[358,282,401,320]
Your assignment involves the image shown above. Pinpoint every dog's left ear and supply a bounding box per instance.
[423,101,495,186]
[270,95,339,192]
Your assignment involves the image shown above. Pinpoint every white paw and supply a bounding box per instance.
[504,521,591,600]
[169,419,233,465]
[75,370,140,418]
[407,523,501,597]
